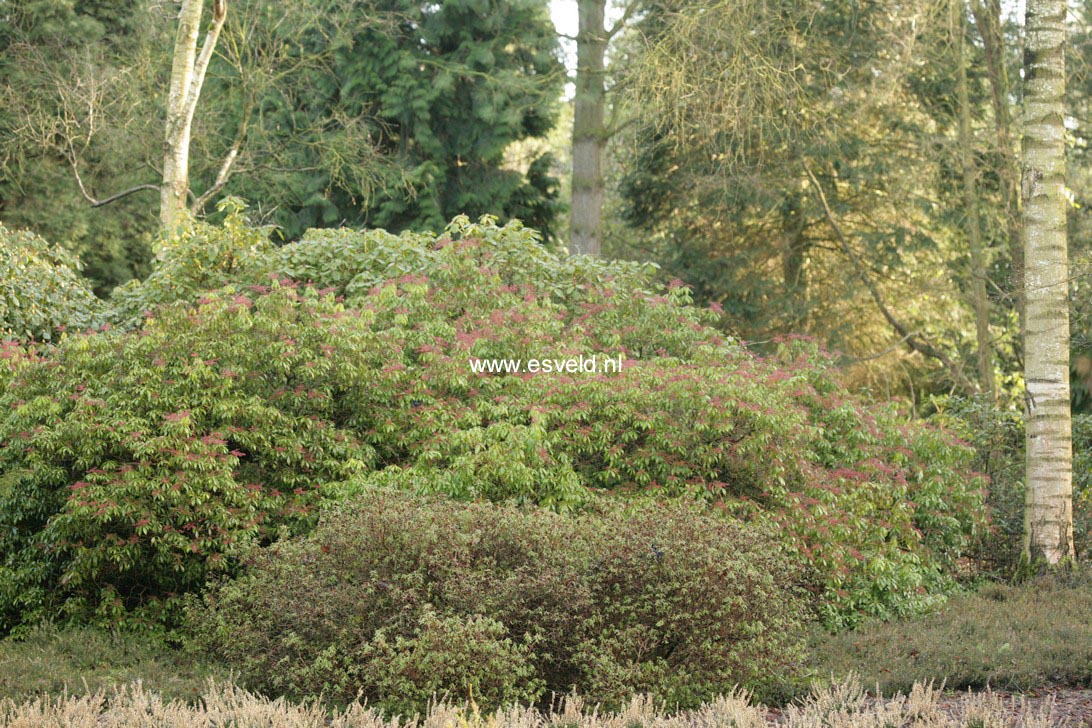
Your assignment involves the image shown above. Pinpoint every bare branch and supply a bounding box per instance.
[803,161,978,395]
[606,0,639,40]
[64,137,159,208]
[192,142,241,213]
[89,184,162,208]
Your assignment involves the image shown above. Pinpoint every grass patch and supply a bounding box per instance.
[0,624,225,703]
[809,571,1092,694]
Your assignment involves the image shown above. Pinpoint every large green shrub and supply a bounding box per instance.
[185,489,808,712]
[0,286,375,632]
[0,225,101,341]
[0,212,986,634]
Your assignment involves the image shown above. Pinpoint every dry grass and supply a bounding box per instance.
[0,677,1069,727]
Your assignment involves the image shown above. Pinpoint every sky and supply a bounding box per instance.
[550,0,579,39]
[550,0,579,74]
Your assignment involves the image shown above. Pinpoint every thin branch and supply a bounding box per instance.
[89,184,162,208]
[843,331,919,363]
[65,141,158,208]
[606,0,639,40]
[803,161,978,395]
[182,0,227,127]
[603,113,636,140]
[192,143,241,213]
[192,96,250,214]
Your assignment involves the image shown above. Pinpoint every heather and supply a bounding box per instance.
[0,679,1070,727]
[810,570,1092,695]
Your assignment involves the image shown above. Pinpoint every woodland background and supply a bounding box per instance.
[4,0,1089,407]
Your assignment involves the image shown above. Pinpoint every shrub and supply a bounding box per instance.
[343,335,985,628]
[358,422,589,511]
[0,225,101,341]
[108,199,277,327]
[360,610,544,717]
[185,489,808,712]
[0,286,374,633]
[1,212,986,633]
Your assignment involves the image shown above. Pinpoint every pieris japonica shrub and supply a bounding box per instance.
[185,489,808,712]
[0,210,986,634]
[0,286,376,633]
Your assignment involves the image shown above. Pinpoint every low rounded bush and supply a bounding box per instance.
[185,489,809,712]
[360,609,544,717]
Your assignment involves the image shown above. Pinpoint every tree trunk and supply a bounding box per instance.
[161,0,226,234]
[780,186,808,328]
[970,0,1024,342]
[1021,0,1074,565]
[958,18,994,400]
[570,0,607,256]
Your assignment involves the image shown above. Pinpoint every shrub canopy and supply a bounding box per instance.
[0,211,986,634]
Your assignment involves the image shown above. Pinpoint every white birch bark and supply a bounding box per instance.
[1021,0,1075,565]
[161,0,226,234]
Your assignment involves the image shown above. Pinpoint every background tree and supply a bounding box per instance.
[0,0,164,293]
[568,0,636,255]
[617,0,986,390]
[0,0,564,291]
[274,0,565,239]
[161,0,227,233]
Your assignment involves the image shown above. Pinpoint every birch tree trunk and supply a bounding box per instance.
[161,0,226,234]
[570,0,607,256]
[1021,0,1075,565]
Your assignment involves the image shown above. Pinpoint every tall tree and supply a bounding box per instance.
[570,0,608,255]
[567,0,641,256]
[161,0,227,233]
[1021,0,1075,564]
[969,0,1024,336]
[957,3,995,400]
